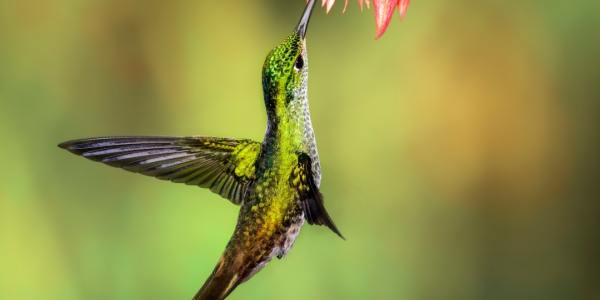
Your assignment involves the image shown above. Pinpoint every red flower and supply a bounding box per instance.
[320,0,410,38]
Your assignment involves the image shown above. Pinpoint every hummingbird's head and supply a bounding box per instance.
[262,0,316,119]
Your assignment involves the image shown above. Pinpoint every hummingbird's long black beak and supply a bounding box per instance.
[296,0,316,39]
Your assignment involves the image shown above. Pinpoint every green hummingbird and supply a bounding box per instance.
[59,0,343,299]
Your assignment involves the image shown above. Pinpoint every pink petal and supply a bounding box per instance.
[373,0,399,39]
[359,0,371,11]
[322,0,335,13]
[398,0,410,18]
[313,0,409,37]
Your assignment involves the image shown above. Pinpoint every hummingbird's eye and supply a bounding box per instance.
[294,55,304,71]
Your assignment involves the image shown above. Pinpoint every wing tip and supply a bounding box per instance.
[58,140,73,150]
[58,139,79,153]
[330,223,346,240]
[320,211,346,240]
[58,138,92,154]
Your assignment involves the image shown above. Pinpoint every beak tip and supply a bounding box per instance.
[296,0,316,39]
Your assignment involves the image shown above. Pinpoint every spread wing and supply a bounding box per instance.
[292,153,344,239]
[59,136,261,204]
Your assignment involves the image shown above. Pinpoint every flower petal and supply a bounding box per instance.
[359,0,372,11]
[322,0,335,13]
[373,0,399,38]
[312,0,409,38]
[398,0,410,18]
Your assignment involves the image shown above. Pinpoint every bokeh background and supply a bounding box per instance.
[1,0,599,299]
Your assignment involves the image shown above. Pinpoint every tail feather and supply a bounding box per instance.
[193,256,243,300]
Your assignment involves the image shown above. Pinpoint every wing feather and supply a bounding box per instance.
[59,136,261,204]
[292,153,344,239]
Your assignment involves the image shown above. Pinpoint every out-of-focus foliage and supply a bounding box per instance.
[1,0,599,299]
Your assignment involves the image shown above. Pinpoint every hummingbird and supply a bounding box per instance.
[59,0,343,299]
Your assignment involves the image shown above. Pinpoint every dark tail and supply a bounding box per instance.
[193,255,244,300]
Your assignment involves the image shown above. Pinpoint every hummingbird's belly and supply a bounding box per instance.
[237,163,308,279]
[275,214,304,259]
[242,213,304,280]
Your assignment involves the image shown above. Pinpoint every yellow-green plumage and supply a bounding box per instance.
[58,1,342,299]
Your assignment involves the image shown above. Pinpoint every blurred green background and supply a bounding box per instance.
[1,0,599,299]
